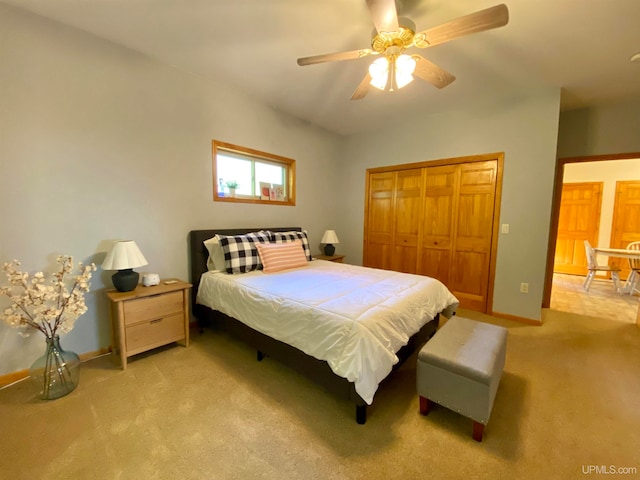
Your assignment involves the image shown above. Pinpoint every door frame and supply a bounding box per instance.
[543,152,640,308]
[365,152,504,314]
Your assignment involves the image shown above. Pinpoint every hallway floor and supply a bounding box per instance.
[550,273,638,324]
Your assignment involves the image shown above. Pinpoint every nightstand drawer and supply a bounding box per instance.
[123,291,183,326]
[125,312,185,352]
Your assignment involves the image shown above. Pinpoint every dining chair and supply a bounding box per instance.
[583,240,621,292]
[625,241,640,294]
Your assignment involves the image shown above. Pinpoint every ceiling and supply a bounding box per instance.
[3,0,640,135]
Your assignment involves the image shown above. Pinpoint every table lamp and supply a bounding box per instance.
[102,240,148,292]
[321,230,340,256]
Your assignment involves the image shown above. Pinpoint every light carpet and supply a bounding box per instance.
[1,308,639,479]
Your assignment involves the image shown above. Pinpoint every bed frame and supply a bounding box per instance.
[189,228,439,424]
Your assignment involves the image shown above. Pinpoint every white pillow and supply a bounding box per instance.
[203,236,225,272]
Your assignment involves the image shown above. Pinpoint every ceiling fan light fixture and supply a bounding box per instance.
[368,54,416,91]
[369,57,390,90]
[395,54,417,88]
[298,4,509,100]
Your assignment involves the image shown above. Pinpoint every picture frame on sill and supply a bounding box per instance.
[273,184,285,201]
[260,182,271,201]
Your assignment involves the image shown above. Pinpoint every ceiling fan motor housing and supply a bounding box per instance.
[371,17,416,55]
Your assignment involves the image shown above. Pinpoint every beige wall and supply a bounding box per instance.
[0,6,343,374]
[557,98,640,158]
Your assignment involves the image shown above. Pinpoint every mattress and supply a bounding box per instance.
[196,260,458,404]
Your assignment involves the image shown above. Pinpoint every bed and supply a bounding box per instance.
[189,228,458,424]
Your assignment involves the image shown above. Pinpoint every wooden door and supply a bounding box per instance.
[391,169,424,273]
[609,180,640,277]
[553,182,602,275]
[419,165,459,285]
[364,172,395,270]
[364,154,502,314]
[419,161,497,311]
[450,161,497,311]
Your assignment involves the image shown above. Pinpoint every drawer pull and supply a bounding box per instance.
[150,318,163,324]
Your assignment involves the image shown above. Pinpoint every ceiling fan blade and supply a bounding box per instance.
[412,55,455,89]
[351,73,372,100]
[413,4,509,48]
[297,49,376,66]
[366,0,399,33]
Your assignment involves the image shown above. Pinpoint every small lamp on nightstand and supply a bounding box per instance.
[102,240,148,292]
[321,230,340,256]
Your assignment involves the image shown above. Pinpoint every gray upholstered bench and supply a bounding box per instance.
[417,316,507,441]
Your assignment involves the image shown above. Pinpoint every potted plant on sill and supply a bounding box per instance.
[225,180,239,198]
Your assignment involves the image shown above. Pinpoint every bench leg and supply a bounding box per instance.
[472,421,484,442]
[419,395,431,415]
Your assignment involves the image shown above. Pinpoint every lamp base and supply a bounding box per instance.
[324,244,335,256]
[112,269,140,292]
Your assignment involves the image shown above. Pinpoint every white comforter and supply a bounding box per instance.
[196,260,458,404]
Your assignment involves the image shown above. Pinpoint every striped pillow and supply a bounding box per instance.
[256,240,308,273]
[270,230,313,261]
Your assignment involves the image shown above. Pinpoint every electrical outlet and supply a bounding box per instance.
[520,282,529,294]
[501,224,510,234]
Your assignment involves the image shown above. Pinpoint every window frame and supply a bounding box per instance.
[212,140,296,206]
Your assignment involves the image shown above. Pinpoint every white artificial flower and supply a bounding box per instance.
[0,255,95,338]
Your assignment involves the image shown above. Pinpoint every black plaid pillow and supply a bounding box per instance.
[270,230,312,261]
[218,231,271,274]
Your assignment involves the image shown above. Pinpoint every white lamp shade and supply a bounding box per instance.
[369,54,416,91]
[102,240,148,270]
[369,57,389,90]
[395,54,416,88]
[321,230,340,244]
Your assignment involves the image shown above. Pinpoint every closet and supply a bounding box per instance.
[363,154,503,312]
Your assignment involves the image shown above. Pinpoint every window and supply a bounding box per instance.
[212,140,296,206]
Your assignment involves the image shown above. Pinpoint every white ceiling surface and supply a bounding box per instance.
[4,0,640,135]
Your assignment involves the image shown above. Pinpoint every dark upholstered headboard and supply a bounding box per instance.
[188,227,301,310]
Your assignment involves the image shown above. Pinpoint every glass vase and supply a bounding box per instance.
[29,335,80,400]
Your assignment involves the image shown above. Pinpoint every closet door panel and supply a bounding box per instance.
[419,248,451,285]
[366,244,394,270]
[393,169,424,273]
[450,161,497,311]
[450,251,487,311]
[419,165,458,280]
[364,172,395,268]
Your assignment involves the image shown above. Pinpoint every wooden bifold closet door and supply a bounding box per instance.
[364,155,501,313]
[364,168,424,273]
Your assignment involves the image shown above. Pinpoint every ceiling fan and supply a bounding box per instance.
[297,1,509,100]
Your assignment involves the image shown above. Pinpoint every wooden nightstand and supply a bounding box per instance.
[314,254,345,263]
[106,279,192,369]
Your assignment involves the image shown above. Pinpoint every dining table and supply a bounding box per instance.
[593,247,640,295]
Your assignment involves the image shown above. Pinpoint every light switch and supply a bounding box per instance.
[501,224,510,234]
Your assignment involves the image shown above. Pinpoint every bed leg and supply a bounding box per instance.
[257,350,264,361]
[356,405,367,424]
